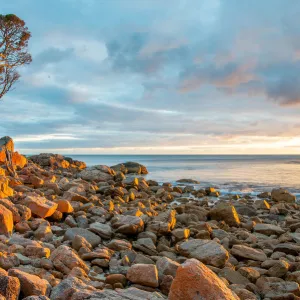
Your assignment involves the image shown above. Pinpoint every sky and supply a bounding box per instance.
[1,0,300,154]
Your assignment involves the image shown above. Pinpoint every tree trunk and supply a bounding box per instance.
[4,147,17,178]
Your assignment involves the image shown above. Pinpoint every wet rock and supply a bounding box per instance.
[169,259,239,300]
[178,239,229,267]
[126,264,159,288]
[176,179,200,184]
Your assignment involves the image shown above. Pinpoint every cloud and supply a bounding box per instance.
[1,0,300,154]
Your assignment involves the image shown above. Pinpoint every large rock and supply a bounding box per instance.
[64,228,101,247]
[0,204,13,236]
[0,177,14,198]
[209,203,240,226]
[8,269,51,297]
[111,215,144,235]
[147,210,176,236]
[0,199,21,223]
[0,272,20,300]
[156,257,180,279]
[254,223,285,235]
[178,239,229,267]
[25,196,58,218]
[50,277,95,300]
[78,165,115,182]
[169,259,239,300]
[50,245,89,274]
[11,152,27,168]
[89,222,112,239]
[231,244,268,261]
[29,153,71,169]
[126,264,159,288]
[271,188,296,203]
[0,136,14,164]
[111,162,148,174]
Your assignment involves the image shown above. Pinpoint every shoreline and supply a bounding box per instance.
[1,140,300,299]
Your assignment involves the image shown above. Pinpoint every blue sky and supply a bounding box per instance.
[1,0,300,154]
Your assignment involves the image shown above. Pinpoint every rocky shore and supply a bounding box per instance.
[1,136,300,299]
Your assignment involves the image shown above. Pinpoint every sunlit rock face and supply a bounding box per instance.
[0,136,27,169]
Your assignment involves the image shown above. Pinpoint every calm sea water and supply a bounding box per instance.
[67,155,300,196]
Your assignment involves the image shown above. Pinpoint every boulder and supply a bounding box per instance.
[231,245,268,261]
[8,269,51,297]
[209,203,240,226]
[0,168,5,176]
[126,264,159,288]
[111,215,144,235]
[219,267,250,285]
[147,210,176,236]
[50,277,95,300]
[176,179,200,184]
[0,136,14,164]
[55,199,73,213]
[64,228,101,247]
[178,239,229,267]
[29,153,74,169]
[0,177,14,198]
[11,152,27,168]
[254,223,285,235]
[169,259,239,300]
[50,245,89,274]
[0,273,20,300]
[0,204,13,236]
[89,222,112,239]
[111,162,148,174]
[25,196,58,218]
[156,257,180,279]
[274,243,300,255]
[271,188,296,203]
[0,199,21,223]
[78,165,115,182]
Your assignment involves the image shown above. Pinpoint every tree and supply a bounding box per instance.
[0,14,32,100]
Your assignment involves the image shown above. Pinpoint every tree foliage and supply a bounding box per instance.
[0,14,32,100]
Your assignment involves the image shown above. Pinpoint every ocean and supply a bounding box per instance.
[67,155,300,197]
